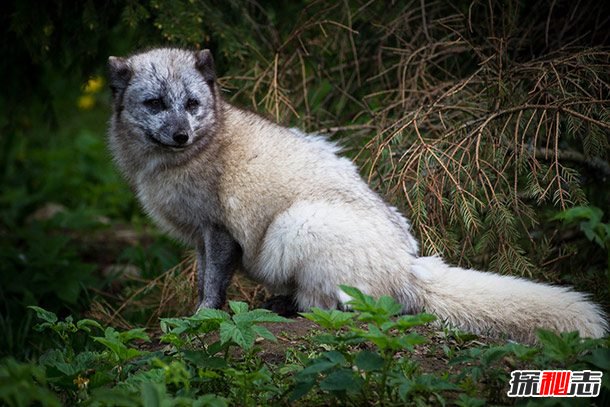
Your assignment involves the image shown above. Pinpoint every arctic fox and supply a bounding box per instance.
[107,48,607,343]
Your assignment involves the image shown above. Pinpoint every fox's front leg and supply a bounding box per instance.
[196,225,242,311]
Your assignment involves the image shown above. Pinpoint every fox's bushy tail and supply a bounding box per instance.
[405,256,607,343]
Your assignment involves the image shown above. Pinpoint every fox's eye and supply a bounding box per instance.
[143,98,166,111]
[186,98,200,112]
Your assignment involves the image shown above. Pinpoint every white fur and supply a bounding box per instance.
[409,256,608,342]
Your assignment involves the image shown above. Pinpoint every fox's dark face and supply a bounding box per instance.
[108,49,218,150]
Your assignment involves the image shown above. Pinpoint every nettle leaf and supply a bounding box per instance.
[93,328,146,362]
[398,332,428,349]
[339,285,375,310]
[290,379,316,401]
[219,321,256,350]
[481,347,511,365]
[159,333,184,348]
[181,351,228,369]
[376,295,404,316]
[28,306,58,324]
[76,318,103,333]
[39,349,73,376]
[319,369,363,393]
[581,347,610,371]
[159,317,191,335]
[140,381,165,407]
[188,308,232,334]
[120,369,165,390]
[301,307,355,329]
[119,328,150,343]
[355,350,384,372]
[324,351,347,365]
[395,313,437,330]
[232,309,292,325]
[299,360,340,377]
[537,329,581,361]
[229,301,249,315]
[192,308,231,323]
[73,351,99,372]
[398,374,458,400]
[196,394,229,407]
[251,325,277,342]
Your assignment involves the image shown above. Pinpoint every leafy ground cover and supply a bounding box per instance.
[2,288,608,406]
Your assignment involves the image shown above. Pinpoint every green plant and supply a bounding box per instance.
[160,301,291,354]
[159,302,292,406]
[27,306,156,404]
[451,329,610,404]
[295,286,441,404]
[29,305,103,359]
[0,358,61,407]
[553,206,610,277]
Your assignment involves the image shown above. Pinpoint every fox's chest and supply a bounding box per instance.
[135,175,217,245]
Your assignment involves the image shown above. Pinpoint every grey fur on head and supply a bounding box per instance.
[195,49,216,84]
[108,48,221,162]
[107,56,132,97]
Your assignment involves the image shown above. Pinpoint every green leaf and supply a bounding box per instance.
[0,358,61,407]
[28,306,58,324]
[93,327,146,362]
[196,394,229,407]
[324,351,347,365]
[536,329,579,361]
[455,394,487,407]
[290,379,315,401]
[219,321,256,350]
[300,308,355,329]
[552,206,602,224]
[355,350,384,372]
[251,325,277,342]
[119,327,150,343]
[581,347,610,370]
[87,387,140,406]
[140,382,164,407]
[232,309,292,324]
[229,301,249,315]
[319,369,362,393]
[338,285,371,307]
[481,347,510,365]
[299,360,339,376]
[159,317,190,335]
[192,308,231,323]
[376,295,404,316]
[395,313,437,329]
[182,351,228,369]
[76,318,103,333]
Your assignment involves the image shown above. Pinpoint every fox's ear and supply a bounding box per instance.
[107,56,132,95]
[195,49,216,83]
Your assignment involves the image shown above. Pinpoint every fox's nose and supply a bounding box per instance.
[173,132,189,145]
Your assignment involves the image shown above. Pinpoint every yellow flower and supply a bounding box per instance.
[77,95,95,110]
[84,76,104,94]
[73,375,89,389]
